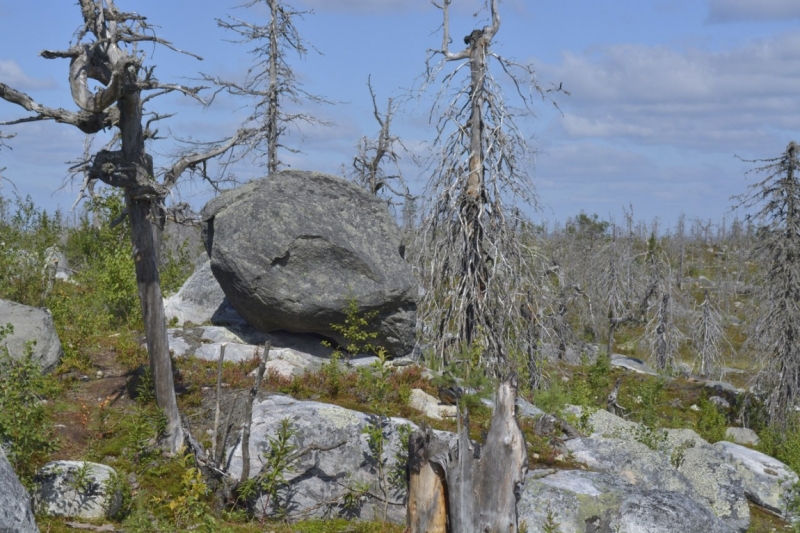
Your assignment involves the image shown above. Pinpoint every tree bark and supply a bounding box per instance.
[407,378,526,533]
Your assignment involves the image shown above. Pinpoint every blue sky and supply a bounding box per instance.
[2,0,800,231]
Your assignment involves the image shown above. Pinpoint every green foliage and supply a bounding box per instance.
[694,397,728,444]
[567,354,612,408]
[757,416,800,476]
[66,190,139,324]
[330,298,382,357]
[0,194,63,307]
[0,324,60,482]
[162,454,218,532]
[160,237,194,297]
[237,418,298,518]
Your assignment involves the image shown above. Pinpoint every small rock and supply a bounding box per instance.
[709,396,731,409]
[95,370,104,379]
[725,427,759,446]
[33,461,122,520]
[409,388,457,420]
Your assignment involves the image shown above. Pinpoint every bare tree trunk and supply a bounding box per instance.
[267,0,280,174]
[118,82,185,452]
[407,378,526,533]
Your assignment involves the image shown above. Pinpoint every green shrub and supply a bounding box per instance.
[0,323,60,482]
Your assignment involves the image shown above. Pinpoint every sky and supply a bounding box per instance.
[2,0,800,232]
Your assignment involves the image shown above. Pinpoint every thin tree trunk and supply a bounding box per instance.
[267,0,279,174]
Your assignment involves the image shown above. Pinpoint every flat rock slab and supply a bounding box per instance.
[610,354,657,376]
[226,394,428,523]
[33,461,121,520]
[518,470,736,533]
[566,437,699,497]
[714,441,798,518]
[0,299,63,373]
[0,446,39,533]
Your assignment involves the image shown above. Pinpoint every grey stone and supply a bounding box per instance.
[0,446,39,533]
[168,326,335,378]
[709,396,732,410]
[566,437,699,497]
[610,354,657,376]
[226,394,423,522]
[0,299,62,373]
[725,427,759,446]
[714,441,798,518]
[408,388,457,420]
[201,170,417,356]
[516,397,545,419]
[673,444,750,531]
[585,408,640,440]
[32,461,121,520]
[610,490,736,533]
[518,470,736,533]
[163,260,245,327]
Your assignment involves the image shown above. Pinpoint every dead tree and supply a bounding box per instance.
[733,141,800,427]
[691,290,729,379]
[414,0,562,376]
[407,378,527,532]
[0,1,252,453]
[0,131,13,183]
[349,76,410,210]
[205,0,330,174]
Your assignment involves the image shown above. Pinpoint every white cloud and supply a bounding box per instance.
[537,31,800,152]
[0,60,56,91]
[707,0,800,22]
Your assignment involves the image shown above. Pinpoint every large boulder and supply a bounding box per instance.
[32,461,121,520]
[518,470,735,533]
[0,299,62,373]
[0,446,39,533]
[226,394,420,522]
[201,171,417,356]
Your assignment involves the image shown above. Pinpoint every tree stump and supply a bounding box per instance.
[407,378,527,533]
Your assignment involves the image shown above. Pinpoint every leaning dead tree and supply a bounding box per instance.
[414,0,561,376]
[0,0,252,453]
[734,141,800,428]
[407,378,526,532]
[204,0,330,174]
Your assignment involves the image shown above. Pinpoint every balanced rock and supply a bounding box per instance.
[0,299,62,373]
[201,171,417,356]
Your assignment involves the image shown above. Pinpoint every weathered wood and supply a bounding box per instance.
[240,342,269,484]
[407,378,527,533]
[407,427,449,533]
[211,343,227,465]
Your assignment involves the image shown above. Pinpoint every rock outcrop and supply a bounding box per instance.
[518,469,736,533]
[0,299,62,373]
[32,461,122,520]
[226,394,418,523]
[0,446,39,533]
[201,170,417,356]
